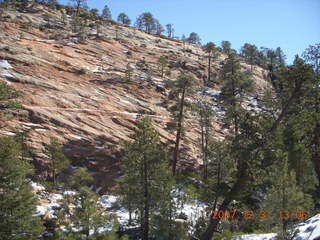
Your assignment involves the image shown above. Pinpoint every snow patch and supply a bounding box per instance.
[92,66,106,73]
[232,233,277,240]
[34,205,46,217]
[293,214,320,240]
[0,60,13,69]
[30,181,46,192]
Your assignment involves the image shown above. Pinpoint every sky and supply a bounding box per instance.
[60,0,320,64]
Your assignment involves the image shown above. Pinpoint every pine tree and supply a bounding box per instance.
[101,5,112,20]
[120,117,174,240]
[153,19,164,35]
[265,151,313,237]
[203,42,220,86]
[219,53,254,136]
[45,137,70,187]
[194,99,215,179]
[166,74,199,174]
[71,0,87,16]
[302,43,320,74]
[135,12,155,33]
[0,136,44,240]
[117,13,131,26]
[221,41,232,55]
[187,32,201,45]
[240,43,259,72]
[69,167,93,190]
[199,139,234,210]
[55,186,108,240]
[157,55,168,78]
[166,24,174,38]
[200,54,317,240]
[125,63,134,82]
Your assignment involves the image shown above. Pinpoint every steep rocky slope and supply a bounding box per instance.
[0,5,270,192]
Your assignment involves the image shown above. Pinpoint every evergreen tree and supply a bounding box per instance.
[101,4,112,20]
[89,8,99,19]
[120,117,174,240]
[199,54,317,240]
[0,136,43,240]
[303,43,320,74]
[69,167,93,190]
[0,82,20,111]
[125,63,134,82]
[187,32,201,45]
[71,0,87,16]
[45,137,70,187]
[166,74,199,174]
[157,55,168,78]
[117,13,131,26]
[265,151,313,237]
[240,43,259,72]
[221,41,232,55]
[154,19,164,35]
[194,99,215,179]
[275,47,286,66]
[135,12,155,33]
[56,186,108,240]
[203,42,220,86]
[219,53,254,135]
[166,24,174,38]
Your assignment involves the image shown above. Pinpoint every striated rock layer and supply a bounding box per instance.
[0,6,269,192]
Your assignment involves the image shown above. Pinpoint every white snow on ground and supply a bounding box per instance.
[0,60,13,69]
[0,60,15,81]
[99,195,131,225]
[30,181,46,192]
[232,233,277,240]
[34,205,47,217]
[92,66,106,73]
[233,214,320,240]
[30,181,320,240]
[293,214,320,240]
[206,89,221,98]
[99,195,118,209]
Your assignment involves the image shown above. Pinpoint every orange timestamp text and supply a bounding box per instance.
[208,209,309,220]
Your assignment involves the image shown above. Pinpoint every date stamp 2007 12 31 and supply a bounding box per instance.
[208,209,309,220]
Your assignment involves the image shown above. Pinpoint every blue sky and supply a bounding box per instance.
[60,0,320,64]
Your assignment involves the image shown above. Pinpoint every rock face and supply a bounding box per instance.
[0,6,269,192]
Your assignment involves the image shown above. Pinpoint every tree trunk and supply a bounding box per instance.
[76,1,81,16]
[129,205,132,225]
[208,54,211,87]
[172,86,186,174]
[312,92,320,187]
[231,62,238,136]
[142,155,149,240]
[200,87,295,240]
[204,125,209,179]
[200,107,206,179]
[52,160,56,187]
[200,162,248,240]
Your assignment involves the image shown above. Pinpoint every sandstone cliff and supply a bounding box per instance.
[0,5,269,192]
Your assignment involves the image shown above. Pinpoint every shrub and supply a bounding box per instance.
[0,82,20,101]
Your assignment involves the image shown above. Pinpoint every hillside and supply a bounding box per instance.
[0,5,269,191]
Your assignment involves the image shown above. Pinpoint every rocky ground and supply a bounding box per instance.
[0,5,270,192]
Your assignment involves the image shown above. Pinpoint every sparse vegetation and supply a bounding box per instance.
[45,137,70,187]
[125,63,134,82]
[117,12,131,26]
[0,3,319,240]
[157,55,169,78]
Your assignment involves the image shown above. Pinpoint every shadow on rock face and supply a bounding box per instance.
[62,135,124,193]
